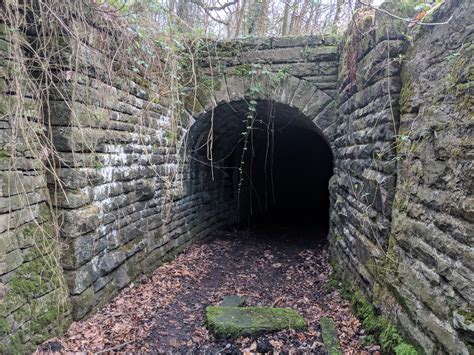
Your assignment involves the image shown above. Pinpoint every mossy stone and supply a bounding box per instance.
[206,306,306,338]
[320,317,342,355]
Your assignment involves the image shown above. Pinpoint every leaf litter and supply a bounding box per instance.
[37,227,380,354]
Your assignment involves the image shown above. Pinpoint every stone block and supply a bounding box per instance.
[0,173,46,197]
[238,47,304,64]
[304,46,338,62]
[97,250,126,276]
[60,205,100,238]
[1,249,23,275]
[206,306,306,338]
[70,286,94,320]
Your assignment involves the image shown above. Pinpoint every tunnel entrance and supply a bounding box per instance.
[189,100,333,236]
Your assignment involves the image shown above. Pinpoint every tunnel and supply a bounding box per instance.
[188,100,333,237]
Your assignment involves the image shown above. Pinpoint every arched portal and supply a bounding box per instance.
[188,99,333,237]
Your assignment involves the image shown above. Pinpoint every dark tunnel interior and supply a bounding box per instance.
[189,100,333,236]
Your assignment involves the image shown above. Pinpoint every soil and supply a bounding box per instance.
[38,226,379,354]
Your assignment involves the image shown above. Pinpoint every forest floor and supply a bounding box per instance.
[38,227,381,354]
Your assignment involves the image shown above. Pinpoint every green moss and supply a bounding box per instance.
[0,318,10,335]
[0,149,10,158]
[320,317,342,355]
[22,223,38,238]
[118,237,143,254]
[384,234,400,277]
[206,306,306,338]
[9,258,54,299]
[28,307,62,335]
[215,43,241,58]
[394,342,419,355]
[165,129,177,144]
[0,333,25,354]
[445,46,474,112]
[380,0,418,16]
[1,228,71,353]
[400,80,415,114]
[324,272,342,292]
[458,309,474,323]
[183,70,222,113]
[328,272,418,354]
[199,73,222,92]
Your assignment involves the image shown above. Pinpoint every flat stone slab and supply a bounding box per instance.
[206,306,306,338]
[221,295,246,307]
[320,317,342,355]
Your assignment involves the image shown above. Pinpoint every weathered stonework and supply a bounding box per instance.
[0,24,71,352]
[0,0,472,353]
[387,1,473,352]
[329,0,473,353]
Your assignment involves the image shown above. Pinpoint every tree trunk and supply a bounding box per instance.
[289,0,298,35]
[281,1,290,35]
[334,0,345,25]
[234,0,246,37]
[257,0,269,36]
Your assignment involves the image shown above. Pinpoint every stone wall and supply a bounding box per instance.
[388,0,473,353]
[0,23,71,351]
[330,0,473,353]
[329,2,405,293]
[46,24,237,322]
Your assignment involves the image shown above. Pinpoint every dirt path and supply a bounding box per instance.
[39,227,377,353]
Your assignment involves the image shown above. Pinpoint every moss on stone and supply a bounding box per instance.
[1,223,71,353]
[206,306,306,338]
[394,342,419,355]
[458,309,474,323]
[330,272,418,354]
[399,79,415,114]
[9,259,54,299]
[0,333,24,354]
[320,317,342,355]
[0,318,10,335]
[183,70,222,113]
[0,149,11,158]
[118,237,143,254]
[445,46,474,112]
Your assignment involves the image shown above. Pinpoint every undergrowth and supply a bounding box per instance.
[327,271,418,355]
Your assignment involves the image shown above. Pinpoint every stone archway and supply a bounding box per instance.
[187,98,334,234]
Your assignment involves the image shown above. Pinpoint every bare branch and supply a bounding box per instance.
[357,0,454,26]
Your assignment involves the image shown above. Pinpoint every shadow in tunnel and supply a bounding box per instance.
[189,99,333,240]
